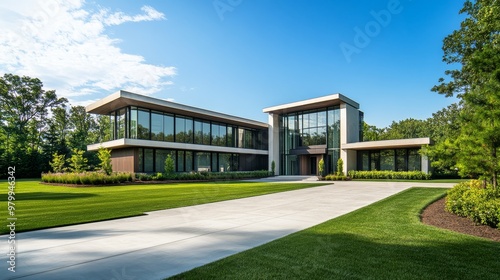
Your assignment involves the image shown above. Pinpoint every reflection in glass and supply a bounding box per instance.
[130,107,137,139]
[164,114,174,142]
[151,111,163,141]
[144,148,154,173]
[138,109,150,139]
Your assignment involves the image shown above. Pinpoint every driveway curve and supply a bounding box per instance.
[3,181,453,280]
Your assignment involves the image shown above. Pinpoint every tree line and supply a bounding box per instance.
[0,74,110,178]
[365,0,500,187]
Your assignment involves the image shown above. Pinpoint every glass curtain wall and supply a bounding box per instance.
[280,106,340,175]
[356,148,422,172]
[108,106,267,150]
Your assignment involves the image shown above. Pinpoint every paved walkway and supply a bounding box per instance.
[3,181,453,280]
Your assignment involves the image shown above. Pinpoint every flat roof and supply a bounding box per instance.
[86,90,268,129]
[263,93,360,114]
[342,138,432,150]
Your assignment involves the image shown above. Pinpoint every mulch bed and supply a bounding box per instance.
[421,197,500,242]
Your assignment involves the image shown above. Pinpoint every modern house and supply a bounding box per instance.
[86,91,430,175]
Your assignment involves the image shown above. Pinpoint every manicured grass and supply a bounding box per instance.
[0,180,327,234]
[169,188,500,280]
[352,178,467,183]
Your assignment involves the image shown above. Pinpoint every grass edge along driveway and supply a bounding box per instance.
[169,187,500,280]
[0,180,327,234]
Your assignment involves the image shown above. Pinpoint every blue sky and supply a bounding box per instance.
[0,0,464,127]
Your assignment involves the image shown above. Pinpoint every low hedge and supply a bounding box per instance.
[347,170,431,180]
[323,174,351,181]
[41,172,133,185]
[445,180,500,228]
[135,170,273,181]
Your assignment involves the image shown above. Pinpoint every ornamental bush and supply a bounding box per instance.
[324,174,351,181]
[135,170,272,181]
[41,172,133,185]
[445,180,500,228]
[347,170,431,180]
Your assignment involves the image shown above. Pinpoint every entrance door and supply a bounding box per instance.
[310,156,317,175]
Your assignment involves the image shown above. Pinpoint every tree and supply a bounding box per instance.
[0,74,67,177]
[363,122,383,141]
[164,154,175,175]
[318,158,324,177]
[42,106,71,171]
[68,106,96,151]
[432,0,500,187]
[337,158,344,176]
[271,160,276,175]
[97,147,112,175]
[50,153,66,173]
[68,148,88,173]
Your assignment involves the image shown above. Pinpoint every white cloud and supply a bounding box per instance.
[0,0,176,105]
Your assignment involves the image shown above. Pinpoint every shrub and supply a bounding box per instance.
[347,170,431,180]
[337,158,344,176]
[324,174,351,181]
[318,158,325,177]
[68,148,88,173]
[41,171,133,185]
[164,154,175,175]
[445,180,500,228]
[50,153,66,173]
[97,147,113,175]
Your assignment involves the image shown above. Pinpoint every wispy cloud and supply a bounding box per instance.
[0,0,175,104]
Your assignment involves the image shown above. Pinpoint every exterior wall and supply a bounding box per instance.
[110,148,136,173]
[340,103,360,174]
[421,154,430,173]
[268,113,280,175]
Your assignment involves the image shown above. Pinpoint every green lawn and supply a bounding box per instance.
[351,178,467,183]
[169,188,500,280]
[0,180,326,234]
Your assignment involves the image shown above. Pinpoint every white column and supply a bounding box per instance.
[268,113,280,175]
[340,103,360,174]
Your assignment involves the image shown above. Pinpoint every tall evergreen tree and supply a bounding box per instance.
[432,0,500,187]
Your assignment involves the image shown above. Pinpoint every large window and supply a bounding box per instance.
[175,116,193,143]
[195,152,211,171]
[151,111,164,141]
[144,148,154,173]
[327,107,340,149]
[137,109,150,139]
[195,120,211,145]
[211,123,226,146]
[280,106,340,175]
[380,150,395,171]
[227,126,236,147]
[106,106,267,151]
[408,149,421,171]
[164,114,174,142]
[117,108,126,139]
[110,112,116,140]
[356,148,421,172]
[130,107,137,139]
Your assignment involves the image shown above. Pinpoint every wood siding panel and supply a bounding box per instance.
[111,148,136,173]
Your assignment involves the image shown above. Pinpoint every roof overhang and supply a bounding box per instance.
[86,90,268,129]
[87,139,269,155]
[263,93,359,115]
[342,138,432,150]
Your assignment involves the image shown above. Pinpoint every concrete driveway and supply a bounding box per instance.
[2,181,453,280]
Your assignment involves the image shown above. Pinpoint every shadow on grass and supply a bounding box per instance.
[0,192,97,201]
[169,231,500,280]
